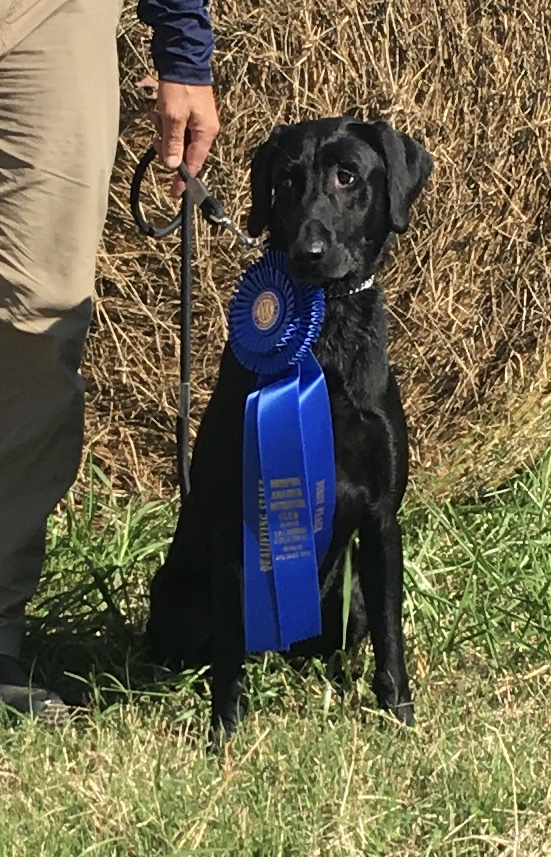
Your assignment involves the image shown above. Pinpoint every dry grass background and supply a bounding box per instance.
[86,0,551,500]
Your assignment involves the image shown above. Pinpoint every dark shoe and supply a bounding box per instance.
[0,654,71,724]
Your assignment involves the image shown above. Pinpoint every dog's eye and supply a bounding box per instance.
[336,169,356,188]
[280,176,294,190]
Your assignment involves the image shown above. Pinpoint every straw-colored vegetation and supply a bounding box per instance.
[87,0,550,499]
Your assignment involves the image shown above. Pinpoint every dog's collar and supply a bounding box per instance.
[326,275,375,300]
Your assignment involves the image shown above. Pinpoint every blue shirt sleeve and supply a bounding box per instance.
[137,0,214,86]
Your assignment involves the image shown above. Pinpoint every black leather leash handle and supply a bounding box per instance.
[130,146,180,238]
[129,145,224,238]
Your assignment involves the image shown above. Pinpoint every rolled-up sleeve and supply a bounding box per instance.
[137,0,214,85]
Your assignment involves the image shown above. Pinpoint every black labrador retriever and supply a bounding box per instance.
[147,117,433,737]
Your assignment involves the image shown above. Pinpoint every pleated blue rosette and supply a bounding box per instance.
[229,251,325,377]
[228,251,336,652]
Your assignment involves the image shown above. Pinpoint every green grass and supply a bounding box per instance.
[1,454,551,856]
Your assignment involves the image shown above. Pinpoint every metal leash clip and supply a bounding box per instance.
[130,145,256,247]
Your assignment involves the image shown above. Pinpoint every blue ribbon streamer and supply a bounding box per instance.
[242,352,336,653]
[230,253,336,653]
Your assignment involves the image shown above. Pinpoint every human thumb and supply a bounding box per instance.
[161,114,187,169]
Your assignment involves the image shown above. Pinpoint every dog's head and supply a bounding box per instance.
[247,117,432,287]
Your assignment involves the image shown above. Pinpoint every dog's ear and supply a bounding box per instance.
[351,120,433,234]
[247,125,289,237]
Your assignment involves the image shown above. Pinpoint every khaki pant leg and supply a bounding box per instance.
[0,0,121,657]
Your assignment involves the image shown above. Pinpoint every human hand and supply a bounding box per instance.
[149,81,220,197]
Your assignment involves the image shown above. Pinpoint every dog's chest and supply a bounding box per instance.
[314,323,396,500]
[324,377,380,475]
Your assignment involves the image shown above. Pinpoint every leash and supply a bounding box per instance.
[130,145,257,498]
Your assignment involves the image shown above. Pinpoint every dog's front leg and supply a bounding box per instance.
[210,559,247,744]
[359,512,414,725]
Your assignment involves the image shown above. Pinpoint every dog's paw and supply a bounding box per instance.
[207,694,248,752]
[372,670,414,726]
[206,726,230,755]
[389,697,415,727]
[207,715,239,754]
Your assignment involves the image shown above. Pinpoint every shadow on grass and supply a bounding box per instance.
[19,461,364,715]
[21,612,158,708]
[20,609,361,717]
[13,464,196,708]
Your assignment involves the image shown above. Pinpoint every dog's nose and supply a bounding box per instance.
[304,240,326,259]
[294,239,327,265]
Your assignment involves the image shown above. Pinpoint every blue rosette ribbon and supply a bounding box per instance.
[228,251,336,652]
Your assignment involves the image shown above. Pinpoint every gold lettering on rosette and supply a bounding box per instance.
[267,475,312,563]
[314,478,325,533]
[252,291,279,331]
